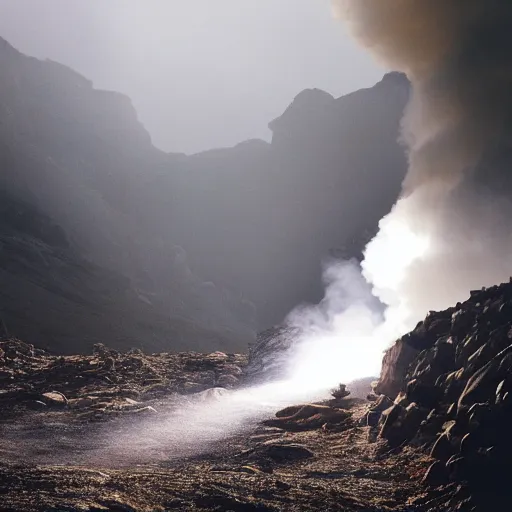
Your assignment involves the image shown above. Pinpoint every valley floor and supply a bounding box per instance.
[0,339,450,511]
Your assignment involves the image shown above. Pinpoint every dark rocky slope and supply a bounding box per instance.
[0,35,409,353]
[362,280,512,511]
[0,189,241,354]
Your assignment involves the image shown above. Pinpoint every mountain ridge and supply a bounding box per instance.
[0,35,409,353]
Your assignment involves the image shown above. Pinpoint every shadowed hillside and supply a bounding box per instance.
[0,35,409,353]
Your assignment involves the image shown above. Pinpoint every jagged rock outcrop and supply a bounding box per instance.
[369,280,512,510]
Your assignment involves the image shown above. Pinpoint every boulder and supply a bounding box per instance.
[375,339,419,399]
[379,402,427,447]
[41,391,68,407]
[265,404,351,432]
[422,461,449,487]
[430,432,457,462]
[254,443,314,462]
[406,379,443,408]
[363,395,394,427]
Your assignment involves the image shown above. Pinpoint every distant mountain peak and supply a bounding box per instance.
[269,88,335,133]
[377,71,410,91]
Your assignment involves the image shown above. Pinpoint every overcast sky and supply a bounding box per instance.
[0,0,384,154]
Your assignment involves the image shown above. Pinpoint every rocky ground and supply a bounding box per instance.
[370,281,512,511]
[3,281,512,511]
[0,342,450,511]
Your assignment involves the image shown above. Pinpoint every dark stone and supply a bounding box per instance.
[256,443,315,462]
[458,359,500,410]
[366,411,381,427]
[430,432,456,462]
[403,403,428,440]
[265,404,350,432]
[363,395,394,427]
[375,341,419,398]
[452,309,477,337]
[41,391,68,407]
[406,379,443,408]
[373,395,394,412]
[446,456,468,481]
[380,405,403,435]
[422,461,449,487]
[379,403,426,447]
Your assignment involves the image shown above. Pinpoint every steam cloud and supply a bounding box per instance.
[285,1,512,386]
[328,0,512,332]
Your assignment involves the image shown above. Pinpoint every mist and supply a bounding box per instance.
[0,0,382,154]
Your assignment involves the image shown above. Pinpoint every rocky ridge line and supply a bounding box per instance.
[366,279,512,511]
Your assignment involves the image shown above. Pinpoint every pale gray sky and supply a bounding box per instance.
[0,0,384,154]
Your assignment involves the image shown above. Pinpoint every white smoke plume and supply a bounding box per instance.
[283,0,512,389]
[330,0,512,330]
[285,261,386,387]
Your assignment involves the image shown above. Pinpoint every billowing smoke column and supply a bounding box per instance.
[283,1,512,388]
[331,0,512,332]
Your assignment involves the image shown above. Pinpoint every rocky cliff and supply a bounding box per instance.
[0,189,239,354]
[0,35,409,353]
